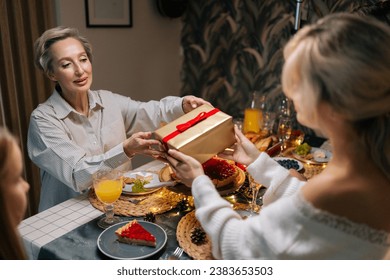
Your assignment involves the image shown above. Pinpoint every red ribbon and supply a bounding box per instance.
[162,108,220,143]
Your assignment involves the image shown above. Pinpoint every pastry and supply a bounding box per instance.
[201,157,239,188]
[167,157,241,190]
[115,220,156,247]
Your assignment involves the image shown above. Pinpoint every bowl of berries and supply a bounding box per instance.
[273,157,303,171]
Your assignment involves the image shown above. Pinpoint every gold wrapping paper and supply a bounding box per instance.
[154,104,235,163]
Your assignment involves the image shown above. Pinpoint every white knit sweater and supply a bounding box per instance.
[191,153,390,259]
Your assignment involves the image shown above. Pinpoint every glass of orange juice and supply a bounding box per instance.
[243,108,262,133]
[93,170,123,229]
[243,91,265,134]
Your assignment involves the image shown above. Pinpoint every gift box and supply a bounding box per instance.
[154,104,235,163]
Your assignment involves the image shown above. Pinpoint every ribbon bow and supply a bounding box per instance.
[162,108,220,143]
[176,112,207,132]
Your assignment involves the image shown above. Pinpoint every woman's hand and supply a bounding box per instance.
[123,131,165,159]
[182,95,212,113]
[166,149,205,187]
[219,125,261,166]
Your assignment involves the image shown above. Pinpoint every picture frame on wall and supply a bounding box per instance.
[85,0,132,28]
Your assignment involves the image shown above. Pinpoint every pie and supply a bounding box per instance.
[201,157,239,188]
[115,220,156,247]
[167,157,242,191]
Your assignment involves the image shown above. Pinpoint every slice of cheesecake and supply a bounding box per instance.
[115,220,156,247]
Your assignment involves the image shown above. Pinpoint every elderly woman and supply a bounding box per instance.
[0,127,30,259]
[167,13,390,259]
[28,26,209,211]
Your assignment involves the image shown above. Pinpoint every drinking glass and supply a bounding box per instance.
[259,94,277,135]
[289,130,305,148]
[243,108,262,133]
[247,175,261,215]
[279,96,292,117]
[243,91,265,134]
[277,116,292,152]
[93,169,123,229]
[262,111,276,135]
[233,118,244,132]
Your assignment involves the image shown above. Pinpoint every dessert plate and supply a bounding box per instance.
[292,147,332,164]
[97,220,167,260]
[122,171,174,195]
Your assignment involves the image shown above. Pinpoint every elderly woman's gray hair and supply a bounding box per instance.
[33,26,93,76]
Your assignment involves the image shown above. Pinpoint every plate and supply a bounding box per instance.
[97,220,167,260]
[273,157,303,171]
[218,166,246,195]
[122,171,162,195]
[292,147,332,164]
[159,164,245,196]
[176,211,214,260]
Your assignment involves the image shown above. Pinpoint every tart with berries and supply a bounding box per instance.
[162,156,245,195]
[115,220,156,247]
[201,157,239,188]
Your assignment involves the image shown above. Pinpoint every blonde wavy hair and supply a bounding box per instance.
[282,13,390,181]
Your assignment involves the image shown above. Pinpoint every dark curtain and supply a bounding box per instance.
[179,0,384,134]
[0,0,55,216]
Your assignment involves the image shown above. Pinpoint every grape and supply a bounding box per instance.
[295,143,311,156]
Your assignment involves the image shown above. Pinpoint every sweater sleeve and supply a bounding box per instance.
[191,175,305,259]
[246,152,306,206]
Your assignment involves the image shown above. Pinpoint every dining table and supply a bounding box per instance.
[19,136,330,260]
[19,160,191,260]
[19,159,259,260]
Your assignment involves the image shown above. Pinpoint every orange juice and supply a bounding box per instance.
[95,180,122,204]
[243,108,263,133]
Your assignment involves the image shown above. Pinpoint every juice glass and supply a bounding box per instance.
[93,170,123,229]
[243,108,262,133]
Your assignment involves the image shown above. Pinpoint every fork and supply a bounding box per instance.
[168,247,184,260]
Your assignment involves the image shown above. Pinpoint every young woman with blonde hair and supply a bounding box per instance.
[0,127,30,259]
[167,13,390,259]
